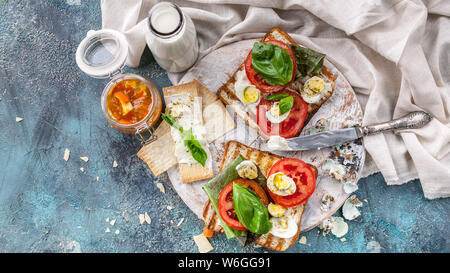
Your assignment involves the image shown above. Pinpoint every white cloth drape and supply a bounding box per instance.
[101,0,450,199]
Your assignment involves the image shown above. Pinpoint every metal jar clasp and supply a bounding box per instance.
[135,122,157,145]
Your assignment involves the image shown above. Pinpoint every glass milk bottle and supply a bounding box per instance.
[145,2,199,73]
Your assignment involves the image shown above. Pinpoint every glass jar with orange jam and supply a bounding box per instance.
[76,29,162,144]
[101,74,162,138]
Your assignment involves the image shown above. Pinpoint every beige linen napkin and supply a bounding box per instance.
[101,0,450,199]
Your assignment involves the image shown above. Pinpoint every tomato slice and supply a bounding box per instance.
[218,179,269,230]
[267,158,316,208]
[245,40,297,93]
[257,89,308,138]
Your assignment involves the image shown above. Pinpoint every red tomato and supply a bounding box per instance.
[244,40,297,93]
[257,89,308,138]
[218,179,269,230]
[267,158,316,208]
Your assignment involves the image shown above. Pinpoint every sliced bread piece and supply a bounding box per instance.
[202,141,317,251]
[217,28,336,140]
[137,79,235,177]
[163,81,213,183]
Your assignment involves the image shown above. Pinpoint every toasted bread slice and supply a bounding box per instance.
[202,141,317,251]
[163,81,214,183]
[137,79,235,177]
[217,28,336,140]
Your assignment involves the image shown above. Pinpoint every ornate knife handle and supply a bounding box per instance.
[359,111,433,136]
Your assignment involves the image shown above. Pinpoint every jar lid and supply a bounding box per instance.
[76,29,129,79]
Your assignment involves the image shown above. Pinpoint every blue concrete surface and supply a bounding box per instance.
[0,1,448,253]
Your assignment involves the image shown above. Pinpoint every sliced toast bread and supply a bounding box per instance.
[217,27,336,140]
[163,81,214,183]
[202,141,317,251]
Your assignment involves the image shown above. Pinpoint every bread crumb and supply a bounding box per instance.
[340,238,347,242]
[156,183,165,194]
[80,156,89,162]
[144,212,151,225]
[113,161,118,168]
[80,167,84,172]
[63,149,70,161]
[16,117,23,122]
[193,234,213,253]
[299,236,307,245]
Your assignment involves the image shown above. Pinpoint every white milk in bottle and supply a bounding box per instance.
[146,2,199,73]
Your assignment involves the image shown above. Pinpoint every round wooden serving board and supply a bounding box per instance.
[167,39,365,232]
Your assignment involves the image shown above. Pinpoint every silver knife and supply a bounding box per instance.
[275,111,433,151]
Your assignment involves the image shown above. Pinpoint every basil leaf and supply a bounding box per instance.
[183,128,207,167]
[289,44,325,77]
[202,156,248,239]
[162,113,207,166]
[279,96,294,115]
[251,42,293,86]
[265,93,290,101]
[232,183,272,234]
[161,113,183,132]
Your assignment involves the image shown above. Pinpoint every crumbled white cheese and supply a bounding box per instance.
[177,218,184,227]
[193,234,213,253]
[106,218,109,222]
[80,167,84,172]
[167,206,174,211]
[63,149,70,161]
[156,183,165,194]
[115,230,120,235]
[80,156,89,162]
[342,195,362,220]
[109,219,116,226]
[138,214,145,225]
[299,236,307,245]
[96,176,99,181]
[113,161,118,168]
[340,238,347,242]
[105,228,110,233]
[144,212,151,225]
[16,117,23,122]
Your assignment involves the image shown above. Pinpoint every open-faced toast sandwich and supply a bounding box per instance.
[202,141,318,251]
[218,27,336,143]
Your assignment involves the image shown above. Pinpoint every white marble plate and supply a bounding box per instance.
[167,39,365,232]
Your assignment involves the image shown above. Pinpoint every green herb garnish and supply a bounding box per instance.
[202,156,248,239]
[279,96,294,115]
[265,93,291,101]
[265,93,294,115]
[161,113,207,166]
[232,183,272,234]
[251,42,294,86]
[289,44,325,77]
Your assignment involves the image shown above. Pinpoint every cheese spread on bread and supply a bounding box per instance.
[165,94,211,166]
